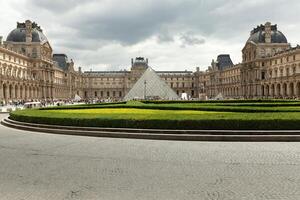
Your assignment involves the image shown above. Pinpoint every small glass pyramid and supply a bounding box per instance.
[124,67,179,100]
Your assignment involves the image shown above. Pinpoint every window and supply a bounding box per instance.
[107,91,110,97]
[261,72,265,80]
[119,91,122,97]
[95,91,97,97]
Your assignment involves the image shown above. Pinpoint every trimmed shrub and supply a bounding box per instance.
[9,100,300,130]
[9,111,300,130]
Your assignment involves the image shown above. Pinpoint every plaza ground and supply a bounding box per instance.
[0,114,300,199]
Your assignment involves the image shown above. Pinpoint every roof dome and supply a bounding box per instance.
[6,21,48,43]
[247,23,287,44]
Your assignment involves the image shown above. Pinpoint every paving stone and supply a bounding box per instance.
[0,114,300,199]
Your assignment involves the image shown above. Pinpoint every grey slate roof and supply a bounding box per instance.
[6,28,48,43]
[216,55,234,70]
[53,54,68,71]
[247,24,287,44]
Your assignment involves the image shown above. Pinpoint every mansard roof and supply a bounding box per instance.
[6,21,48,43]
[247,23,287,44]
[53,54,69,71]
[216,54,234,70]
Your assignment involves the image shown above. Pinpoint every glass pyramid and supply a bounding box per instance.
[124,67,179,100]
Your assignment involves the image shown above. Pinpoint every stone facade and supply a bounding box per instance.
[204,22,300,99]
[1,20,300,104]
[81,57,195,100]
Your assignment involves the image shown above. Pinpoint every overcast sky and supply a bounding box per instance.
[1,0,300,71]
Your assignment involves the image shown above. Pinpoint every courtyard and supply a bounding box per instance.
[1,113,300,199]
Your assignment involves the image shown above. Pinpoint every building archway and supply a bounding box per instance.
[297,82,300,97]
[283,83,287,97]
[271,84,275,97]
[276,84,281,97]
[9,84,13,100]
[3,83,7,103]
[15,85,18,99]
[261,85,265,96]
[20,85,23,99]
[24,86,28,100]
[289,82,294,97]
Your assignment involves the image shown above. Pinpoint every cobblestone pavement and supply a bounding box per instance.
[0,114,300,200]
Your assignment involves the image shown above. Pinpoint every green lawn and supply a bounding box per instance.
[9,100,300,130]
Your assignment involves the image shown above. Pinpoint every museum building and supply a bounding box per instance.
[1,20,300,104]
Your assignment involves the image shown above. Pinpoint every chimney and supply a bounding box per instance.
[265,22,271,43]
[78,67,82,73]
[146,58,148,64]
[196,67,200,72]
[25,20,32,43]
[0,36,3,45]
[131,58,134,67]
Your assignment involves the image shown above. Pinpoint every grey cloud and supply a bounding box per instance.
[180,33,205,47]
[27,0,89,12]
[157,33,174,43]
[8,0,300,71]
[26,0,300,46]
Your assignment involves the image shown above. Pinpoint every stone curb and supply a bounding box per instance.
[4,118,300,135]
[2,118,300,142]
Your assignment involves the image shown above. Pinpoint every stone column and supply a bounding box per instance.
[23,86,26,100]
[5,85,9,104]
[16,85,19,99]
[26,87,29,100]
[0,83,3,101]
[287,83,291,97]
[11,85,15,101]
[6,85,10,102]
[295,83,299,97]
[280,84,284,97]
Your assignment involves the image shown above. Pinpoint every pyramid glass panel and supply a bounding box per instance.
[124,67,179,100]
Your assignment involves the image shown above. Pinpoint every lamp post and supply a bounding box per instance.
[144,80,147,100]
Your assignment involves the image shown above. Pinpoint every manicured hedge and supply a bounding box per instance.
[40,103,300,113]
[10,100,300,130]
[9,112,300,130]
[141,99,300,104]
